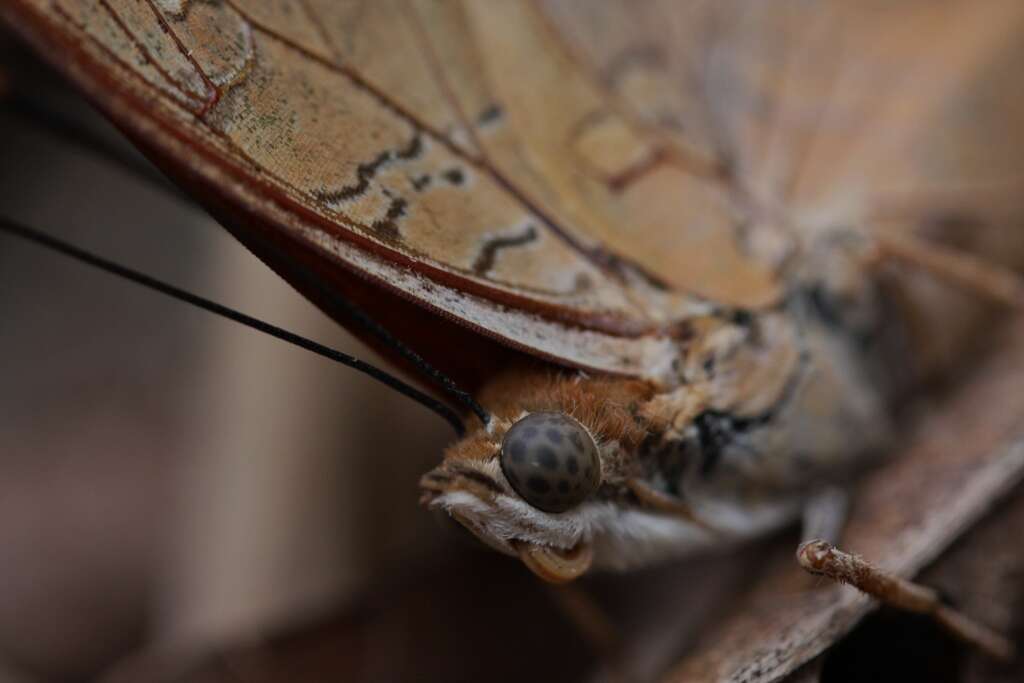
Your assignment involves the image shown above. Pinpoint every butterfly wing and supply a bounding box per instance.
[0,0,694,382]
[4,0,1023,385]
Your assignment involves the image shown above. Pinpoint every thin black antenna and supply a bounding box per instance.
[267,241,493,429]
[0,216,470,437]
[2,88,494,428]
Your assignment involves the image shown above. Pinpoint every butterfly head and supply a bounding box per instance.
[420,371,656,583]
[421,410,603,582]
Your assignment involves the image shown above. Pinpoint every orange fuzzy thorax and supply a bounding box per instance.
[449,364,658,462]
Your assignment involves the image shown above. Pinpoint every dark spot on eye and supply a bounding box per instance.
[537,448,558,471]
[570,432,584,449]
[546,428,564,444]
[509,440,526,463]
[523,426,538,439]
[567,455,579,474]
[527,476,550,494]
[558,480,570,494]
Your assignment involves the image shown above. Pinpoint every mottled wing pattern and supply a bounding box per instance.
[4,0,1024,382]
[0,1,622,378]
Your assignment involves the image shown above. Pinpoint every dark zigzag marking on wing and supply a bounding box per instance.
[371,196,408,240]
[472,225,539,274]
[313,133,422,204]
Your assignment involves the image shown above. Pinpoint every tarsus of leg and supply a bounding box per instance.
[797,539,1015,661]
[874,232,1024,310]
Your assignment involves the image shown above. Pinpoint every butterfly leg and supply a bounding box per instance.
[625,478,719,533]
[547,583,619,653]
[545,584,631,682]
[797,539,1015,661]
[871,232,1024,309]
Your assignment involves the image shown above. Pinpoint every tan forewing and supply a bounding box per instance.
[5,0,1024,381]
[2,0,693,381]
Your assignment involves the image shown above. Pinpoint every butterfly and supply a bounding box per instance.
[4,1,1024,681]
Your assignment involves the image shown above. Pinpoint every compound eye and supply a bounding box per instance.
[499,412,601,513]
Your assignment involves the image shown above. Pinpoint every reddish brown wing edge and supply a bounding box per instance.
[0,1,680,397]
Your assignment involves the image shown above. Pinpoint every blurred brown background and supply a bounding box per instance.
[0,38,457,680]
